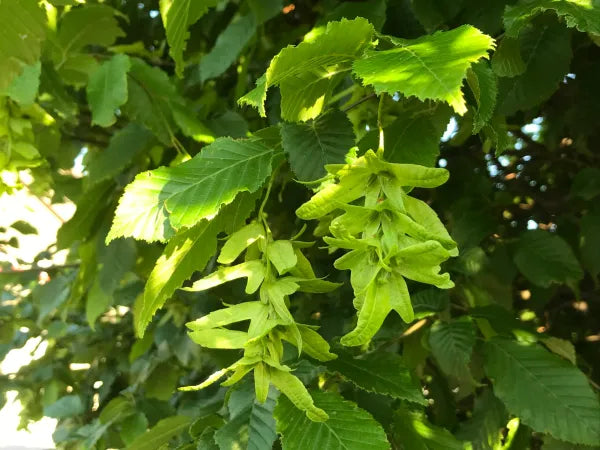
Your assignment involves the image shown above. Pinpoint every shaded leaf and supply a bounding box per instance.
[513,230,583,288]
[325,349,426,404]
[160,0,219,76]
[484,337,600,445]
[281,110,355,181]
[87,54,131,127]
[275,390,390,450]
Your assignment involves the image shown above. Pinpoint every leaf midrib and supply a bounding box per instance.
[489,340,596,428]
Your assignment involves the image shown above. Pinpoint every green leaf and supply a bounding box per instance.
[353,25,495,115]
[239,18,374,121]
[267,240,297,275]
[99,397,135,424]
[513,230,583,288]
[86,123,155,186]
[275,390,390,449]
[56,5,125,53]
[466,61,497,132]
[392,406,471,450]
[127,415,192,450]
[324,0,388,31]
[184,261,265,294]
[160,0,219,77]
[540,336,577,364]
[108,137,278,242]
[491,37,526,77]
[496,20,572,115]
[214,383,278,450]
[295,325,337,361]
[34,275,70,324]
[4,62,42,105]
[325,349,426,404]
[379,108,450,166]
[411,0,464,31]
[9,220,37,235]
[135,197,256,337]
[504,0,600,37]
[281,110,355,181]
[484,337,600,445]
[44,395,84,418]
[428,317,476,378]
[189,329,248,349]
[145,363,180,400]
[341,279,392,346]
[0,0,46,91]
[86,238,136,328]
[87,54,131,127]
[199,13,257,82]
[456,390,507,450]
[186,302,265,331]
[57,181,114,249]
[120,413,149,446]
[123,57,179,145]
[218,222,265,264]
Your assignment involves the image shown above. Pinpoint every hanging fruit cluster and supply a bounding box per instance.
[297,149,458,346]
[180,218,340,421]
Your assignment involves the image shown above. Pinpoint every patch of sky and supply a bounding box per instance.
[498,155,510,167]
[441,117,457,142]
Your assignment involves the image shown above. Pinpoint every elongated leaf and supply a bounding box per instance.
[239,18,374,121]
[44,395,85,419]
[123,58,179,145]
[200,13,257,81]
[86,238,136,328]
[429,317,476,378]
[57,182,114,249]
[504,0,600,37]
[87,54,131,127]
[218,222,265,264]
[0,0,47,91]
[484,338,600,445]
[353,25,494,115]
[4,62,42,105]
[160,0,219,76]
[281,110,355,181]
[456,390,507,450]
[56,5,124,54]
[341,280,392,346]
[186,302,265,330]
[375,108,450,167]
[275,390,390,449]
[135,198,256,337]
[189,329,248,349]
[491,37,526,77]
[127,415,192,450]
[466,61,497,132]
[215,384,278,450]
[325,350,426,404]
[108,138,277,242]
[513,230,583,288]
[497,20,571,115]
[392,407,470,450]
[86,123,155,186]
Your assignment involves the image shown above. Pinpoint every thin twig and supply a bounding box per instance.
[341,93,376,113]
